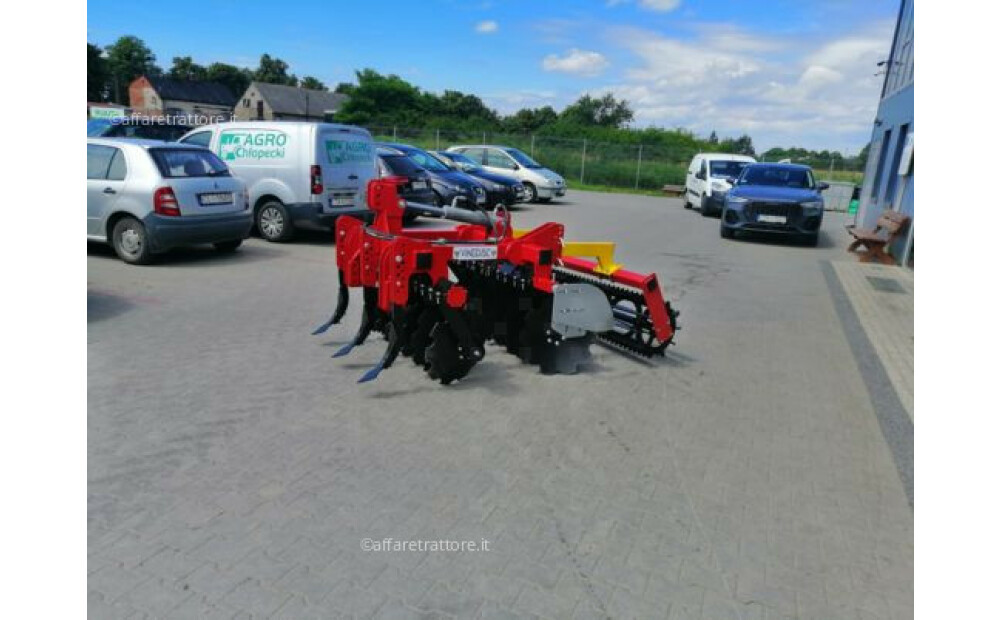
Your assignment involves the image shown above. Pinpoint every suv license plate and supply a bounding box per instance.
[758,214,786,224]
[330,195,354,207]
[198,192,233,205]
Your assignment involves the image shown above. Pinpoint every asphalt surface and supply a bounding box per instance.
[88,191,913,619]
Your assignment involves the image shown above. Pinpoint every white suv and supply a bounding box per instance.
[446,145,566,203]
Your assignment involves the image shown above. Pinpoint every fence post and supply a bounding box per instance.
[829,157,835,179]
[483,130,487,144]
[530,134,535,158]
[580,139,587,184]
[392,126,397,140]
[635,144,643,190]
[436,129,440,150]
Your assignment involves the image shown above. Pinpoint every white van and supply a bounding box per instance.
[684,153,756,217]
[178,122,376,241]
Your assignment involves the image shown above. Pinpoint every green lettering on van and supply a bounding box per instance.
[219,130,290,161]
[326,140,373,165]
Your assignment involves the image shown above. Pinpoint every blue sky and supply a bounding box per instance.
[88,0,901,153]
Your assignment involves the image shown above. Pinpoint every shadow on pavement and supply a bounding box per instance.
[88,289,134,323]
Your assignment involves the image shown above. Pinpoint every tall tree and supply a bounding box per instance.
[168,56,207,81]
[205,63,253,98]
[105,35,160,104]
[559,93,634,128]
[87,43,110,102]
[254,54,297,86]
[299,76,327,91]
[334,69,424,125]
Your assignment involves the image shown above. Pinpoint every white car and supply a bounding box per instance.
[87,138,251,265]
[178,122,376,242]
[684,153,756,216]
[446,145,566,203]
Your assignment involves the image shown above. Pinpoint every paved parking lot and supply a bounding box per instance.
[88,191,913,619]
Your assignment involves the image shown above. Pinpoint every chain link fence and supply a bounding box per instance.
[365,125,865,204]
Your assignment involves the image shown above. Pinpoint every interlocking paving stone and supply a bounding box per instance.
[89,199,912,619]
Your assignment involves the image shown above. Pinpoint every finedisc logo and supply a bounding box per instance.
[326,140,373,165]
[219,130,288,161]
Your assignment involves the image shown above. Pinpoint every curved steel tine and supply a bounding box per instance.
[312,270,350,335]
[333,288,377,358]
[358,311,404,383]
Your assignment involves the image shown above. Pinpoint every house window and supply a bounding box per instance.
[883,124,910,206]
[243,98,250,108]
[870,128,893,200]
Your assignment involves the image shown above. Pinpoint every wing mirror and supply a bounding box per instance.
[817,182,830,191]
[695,171,706,180]
[725,177,737,185]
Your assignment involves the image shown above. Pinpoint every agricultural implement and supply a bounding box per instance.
[313,177,679,384]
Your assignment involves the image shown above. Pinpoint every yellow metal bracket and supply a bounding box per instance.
[512,229,622,276]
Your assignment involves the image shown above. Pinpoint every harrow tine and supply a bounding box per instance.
[312,270,350,335]
[358,311,404,383]
[332,287,377,358]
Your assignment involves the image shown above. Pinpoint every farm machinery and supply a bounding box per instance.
[313,177,679,384]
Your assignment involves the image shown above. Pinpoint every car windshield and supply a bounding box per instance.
[710,160,749,179]
[738,166,814,189]
[504,148,542,168]
[441,152,482,172]
[381,155,423,176]
[87,119,112,136]
[150,148,230,178]
[406,149,451,172]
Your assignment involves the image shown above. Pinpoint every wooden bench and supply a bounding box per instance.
[661,184,684,197]
[845,210,910,264]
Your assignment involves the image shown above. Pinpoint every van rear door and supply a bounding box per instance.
[317,128,376,213]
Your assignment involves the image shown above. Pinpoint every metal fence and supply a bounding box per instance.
[364,125,865,198]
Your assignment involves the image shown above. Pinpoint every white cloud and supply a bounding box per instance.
[639,0,681,11]
[606,0,682,12]
[475,20,498,34]
[542,49,610,77]
[594,22,894,152]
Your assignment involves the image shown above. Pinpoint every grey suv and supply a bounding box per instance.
[87,138,252,264]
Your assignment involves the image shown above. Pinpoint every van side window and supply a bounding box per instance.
[181,131,213,148]
[486,149,515,170]
[461,148,485,164]
[87,144,115,180]
[107,149,128,181]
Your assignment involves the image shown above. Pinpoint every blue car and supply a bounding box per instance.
[720,163,829,246]
[376,142,486,209]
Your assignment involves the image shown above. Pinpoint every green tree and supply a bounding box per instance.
[254,54,298,86]
[168,56,207,81]
[334,69,425,125]
[105,35,160,104]
[87,43,110,102]
[559,93,634,128]
[205,63,253,98]
[300,76,327,91]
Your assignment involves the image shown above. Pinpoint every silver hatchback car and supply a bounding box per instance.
[87,138,252,264]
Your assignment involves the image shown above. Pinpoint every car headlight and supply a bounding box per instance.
[801,200,823,211]
[727,195,748,204]
[711,181,729,193]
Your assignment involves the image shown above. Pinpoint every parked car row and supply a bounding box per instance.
[683,152,829,246]
[87,120,568,264]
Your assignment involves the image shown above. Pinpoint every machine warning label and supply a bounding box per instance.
[218,130,288,161]
[451,246,498,261]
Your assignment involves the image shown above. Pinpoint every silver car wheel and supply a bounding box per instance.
[260,206,284,239]
[119,226,142,257]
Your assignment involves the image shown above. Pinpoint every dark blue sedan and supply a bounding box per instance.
[376,142,487,209]
[720,163,829,246]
